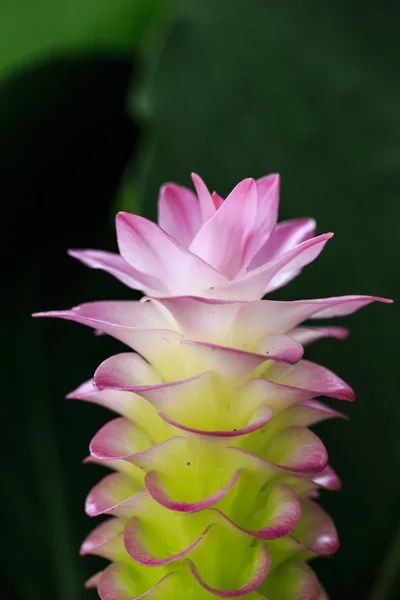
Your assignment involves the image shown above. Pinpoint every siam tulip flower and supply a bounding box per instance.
[68,174,329,300]
[35,173,391,600]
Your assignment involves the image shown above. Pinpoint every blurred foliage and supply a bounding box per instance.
[2,0,399,599]
[0,0,185,80]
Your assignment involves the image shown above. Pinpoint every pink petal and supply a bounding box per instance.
[154,295,389,344]
[156,296,240,342]
[189,178,259,278]
[255,174,280,238]
[181,336,302,381]
[145,468,241,513]
[233,295,390,339]
[262,561,320,600]
[124,517,212,566]
[122,437,189,472]
[265,426,328,473]
[306,294,393,318]
[84,572,103,589]
[207,234,333,300]
[241,174,280,261]
[219,174,281,271]
[66,379,137,418]
[116,212,227,296]
[290,326,349,345]
[317,585,329,600]
[97,371,214,410]
[213,482,301,540]
[292,499,339,556]
[188,543,270,598]
[258,334,304,363]
[181,340,270,379]
[90,418,152,461]
[85,472,142,517]
[34,300,171,349]
[191,173,217,222]
[158,182,201,247]
[67,249,163,293]
[235,377,316,417]
[212,191,224,209]
[80,518,124,557]
[94,353,162,391]
[279,399,347,428]
[311,465,342,492]
[268,359,355,401]
[260,232,334,295]
[95,347,267,389]
[159,405,273,437]
[250,217,316,270]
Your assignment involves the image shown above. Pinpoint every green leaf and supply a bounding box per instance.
[0,0,185,80]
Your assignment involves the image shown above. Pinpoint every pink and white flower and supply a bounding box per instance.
[70,174,329,300]
[35,173,391,599]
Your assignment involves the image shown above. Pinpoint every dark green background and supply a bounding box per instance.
[2,1,399,599]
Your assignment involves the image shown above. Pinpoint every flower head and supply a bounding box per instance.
[69,174,330,300]
[35,173,391,599]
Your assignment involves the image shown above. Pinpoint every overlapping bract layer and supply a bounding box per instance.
[36,174,391,599]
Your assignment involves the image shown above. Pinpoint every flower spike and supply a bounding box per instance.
[35,173,392,599]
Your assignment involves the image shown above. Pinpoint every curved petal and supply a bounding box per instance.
[85,473,143,517]
[258,334,304,363]
[197,294,391,342]
[180,341,271,380]
[306,294,393,318]
[90,418,152,461]
[207,234,333,301]
[254,174,280,242]
[181,336,303,381]
[158,182,201,246]
[85,572,103,589]
[98,371,214,410]
[276,399,347,429]
[250,217,316,270]
[212,191,224,209]
[263,233,333,294]
[159,405,273,438]
[213,482,301,540]
[289,326,349,345]
[292,499,339,556]
[124,517,212,566]
[268,359,355,402]
[116,372,316,422]
[261,560,320,600]
[311,465,342,492]
[317,585,329,600]
[34,300,172,349]
[116,212,227,296]
[66,379,136,418]
[145,469,241,513]
[94,353,162,391]
[80,518,124,559]
[98,564,177,600]
[237,377,317,414]
[191,173,217,222]
[236,174,280,266]
[155,296,240,343]
[67,249,163,293]
[265,426,328,473]
[189,178,259,278]
[188,543,270,598]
